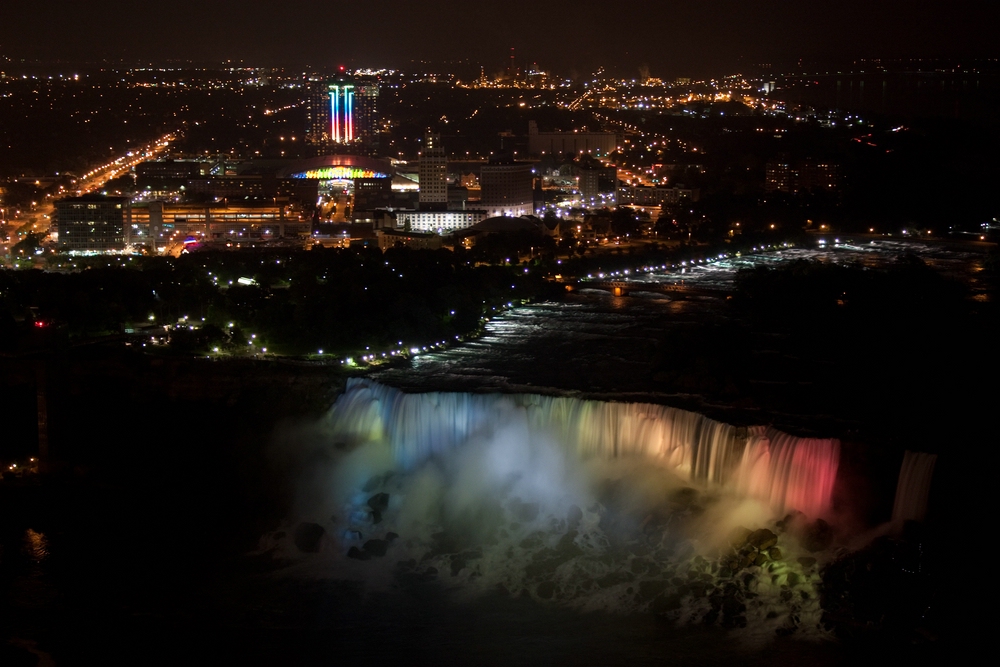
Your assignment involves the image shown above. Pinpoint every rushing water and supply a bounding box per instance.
[263,379,844,642]
[373,240,984,404]
[257,240,955,655]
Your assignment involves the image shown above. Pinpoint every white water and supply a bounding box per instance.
[891,450,937,525]
[325,379,840,519]
[262,380,845,638]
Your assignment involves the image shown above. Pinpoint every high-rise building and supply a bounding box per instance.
[418,132,448,208]
[306,75,379,149]
[480,158,534,217]
[578,159,618,209]
[54,195,131,251]
[354,81,380,147]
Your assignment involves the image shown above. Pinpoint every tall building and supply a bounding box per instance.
[354,81,380,147]
[418,132,448,208]
[578,159,618,209]
[306,75,379,149]
[480,158,534,217]
[765,155,840,194]
[764,156,796,194]
[54,195,131,251]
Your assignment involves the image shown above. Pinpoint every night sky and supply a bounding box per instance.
[2,1,998,76]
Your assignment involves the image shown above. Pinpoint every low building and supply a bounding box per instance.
[393,209,488,234]
[617,185,700,207]
[54,195,131,251]
[375,228,443,251]
[528,121,618,157]
[131,200,310,248]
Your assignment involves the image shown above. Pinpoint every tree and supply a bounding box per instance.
[610,208,641,238]
[12,232,44,258]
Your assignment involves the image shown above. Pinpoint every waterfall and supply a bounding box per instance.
[327,379,841,518]
[891,450,937,525]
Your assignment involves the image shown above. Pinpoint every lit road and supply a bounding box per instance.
[1,133,176,259]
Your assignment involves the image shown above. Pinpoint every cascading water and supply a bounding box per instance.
[261,379,848,637]
[326,379,840,518]
[891,450,937,525]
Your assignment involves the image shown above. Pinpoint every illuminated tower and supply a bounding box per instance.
[306,75,379,150]
[328,80,355,143]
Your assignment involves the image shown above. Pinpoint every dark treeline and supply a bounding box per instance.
[0,246,556,356]
[650,255,998,450]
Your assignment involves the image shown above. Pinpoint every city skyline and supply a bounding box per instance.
[2,1,999,78]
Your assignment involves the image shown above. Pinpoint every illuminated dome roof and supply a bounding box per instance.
[278,155,393,180]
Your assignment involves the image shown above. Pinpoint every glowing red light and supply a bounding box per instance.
[34,321,46,328]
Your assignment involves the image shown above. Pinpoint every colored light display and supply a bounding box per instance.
[329,84,355,143]
[294,167,388,180]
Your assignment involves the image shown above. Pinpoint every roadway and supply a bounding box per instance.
[1,133,176,259]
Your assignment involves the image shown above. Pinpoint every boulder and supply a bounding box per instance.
[367,493,390,513]
[728,526,752,548]
[748,528,778,551]
[768,547,783,561]
[347,546,370,560]
[293,522,325,553]
[362,539,389,557]
[802,519,834,552]
[566,505,584,530]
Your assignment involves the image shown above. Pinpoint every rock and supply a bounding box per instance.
[566,505,584,529]
[362,539,389,557]
[797,556,817,568]
[728,526,753,548]
[385,532,399,542]
[536,581,556,599]
[748,528,778,551]
[347,546,369,560]
[802,519,834,552]
[367,493,390,513]
[343,529,363,541]
[630,557,652,575]
[768,547,783,560]
[638,579,668,601]
[293,522,325,553]
[556,530,580,555]
[753,551,769,566]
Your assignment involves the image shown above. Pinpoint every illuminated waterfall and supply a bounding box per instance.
[327,379,841,518]
[891,450,937,525]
